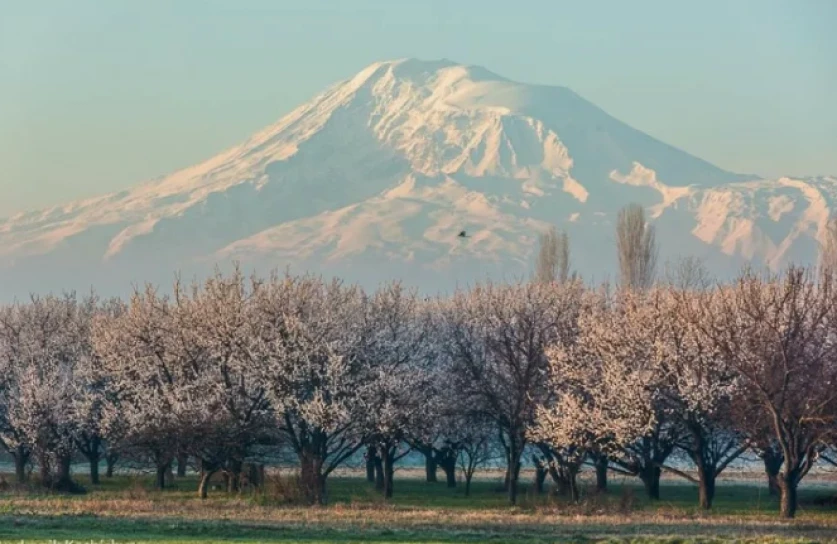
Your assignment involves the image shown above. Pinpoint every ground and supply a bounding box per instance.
[1,469,837,543]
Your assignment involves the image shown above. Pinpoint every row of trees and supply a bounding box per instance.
[1,205,836,519]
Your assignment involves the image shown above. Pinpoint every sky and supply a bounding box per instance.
[1,0,835,218]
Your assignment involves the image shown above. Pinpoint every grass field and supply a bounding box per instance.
[1,469,837,543]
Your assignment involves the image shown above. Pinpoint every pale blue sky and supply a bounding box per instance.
[1,0,835,218]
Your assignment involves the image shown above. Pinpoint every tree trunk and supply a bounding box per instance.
[37,453,53,488]
[533,456,546,494]
[299,452,328,505]
[465,472,473,497]
[15,455,27,484]
[52,454,82,493]
[57,454,73,490]
[13,446,28,484]
[243,463,264,491]
[315,474,327,504]
[227,459,242,493]
[89,454,100,485]
[227,472,240,493]
[638,465,661,500]
[779,475,798,519]
[548,463,569,496]
[696,463,716,510]
[698,475,716,510]
[177,454,188,477]
[443,461,456,488]
[594,455,608,493]
[567,469,580,503]
[547,463,580,502]
[767,472,781,497]
[86,435,102,485]
[374,451,385,492]
[365,446,376,483]
[105,452,118,478]
[437,449,456,488]
[425,450,438,482]
[501,440,512,491]
[383,449,395,499]
[507,441,523,505]
[763,453,782,496]
[165,463,174,487]
[155,462,169,490]
[198,468,216,499]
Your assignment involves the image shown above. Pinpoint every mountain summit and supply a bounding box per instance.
[1,59,833,298]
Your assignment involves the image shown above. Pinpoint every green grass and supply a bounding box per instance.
[34,472,828,513]
[0,516,830,544]
[1,471,836,543]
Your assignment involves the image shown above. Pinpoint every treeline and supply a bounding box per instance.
[1,205,837,520]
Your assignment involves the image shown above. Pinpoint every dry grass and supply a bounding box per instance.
[1,470,837,542]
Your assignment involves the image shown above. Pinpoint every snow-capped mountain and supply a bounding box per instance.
[1,59,833,299]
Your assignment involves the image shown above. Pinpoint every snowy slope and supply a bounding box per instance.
[0,59,832,298]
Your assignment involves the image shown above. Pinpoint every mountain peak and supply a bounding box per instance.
[367,57,459,72]
[349,58,508,90]
[0,61,830,301]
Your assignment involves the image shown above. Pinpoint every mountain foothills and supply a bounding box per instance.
[1,58,833,298]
